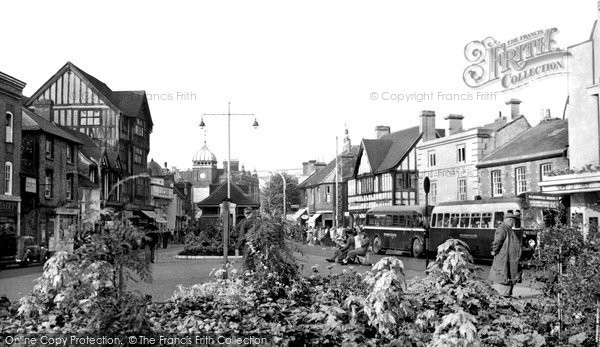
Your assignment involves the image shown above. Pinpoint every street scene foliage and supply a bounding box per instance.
[1,218,600,346]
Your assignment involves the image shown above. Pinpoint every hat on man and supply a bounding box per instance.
[244,207,253,213]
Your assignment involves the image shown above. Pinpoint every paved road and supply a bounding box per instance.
[0,243,539,302]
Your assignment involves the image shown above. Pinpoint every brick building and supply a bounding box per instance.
[298,129,358,227]
[478,117,569,199]
[416,100,531,205]
[0,71,25,235]
[20,107,83,251]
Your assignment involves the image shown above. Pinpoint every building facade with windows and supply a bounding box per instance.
[346,112,445,224]
[478,118,569,199]
[20,107,83,251]
[298,130,358,228]
[23,62,154,215]
[417,102,531,205]
[539,6,600,234]
[0,71,25,236]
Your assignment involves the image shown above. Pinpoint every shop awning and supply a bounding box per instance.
[292,208,308,221]
[141,210,157,219]
[307,213,322,226]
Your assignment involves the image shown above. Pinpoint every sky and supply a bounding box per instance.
[2,0,597,175]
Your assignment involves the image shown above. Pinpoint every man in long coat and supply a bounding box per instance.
[489,212,522,297]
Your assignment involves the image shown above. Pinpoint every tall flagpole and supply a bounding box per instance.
[335,136,339,230]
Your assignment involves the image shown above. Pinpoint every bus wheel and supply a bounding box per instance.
[412,238,424,258]
[373,236,384,255]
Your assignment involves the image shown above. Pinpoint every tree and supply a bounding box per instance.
[261,172,301,217]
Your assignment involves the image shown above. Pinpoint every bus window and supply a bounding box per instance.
[443,213,450,227]
[450,213,460,227]
[482,213,492,228]
[470,213,481,228]
[384,215,391,227]
[459,213,470,227]
[392,215,399,226]
[436,214,443,227]
[367,215,374,226]
[494,212,504,227]
[398,215,406,227]
[414,213,424,227]
[406,214,414,227]
[514,210,522,228]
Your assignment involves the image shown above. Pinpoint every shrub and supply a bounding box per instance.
[529,222,600,345]
[11,218,153,334]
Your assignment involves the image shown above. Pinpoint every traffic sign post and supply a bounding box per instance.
[423,177,431,270]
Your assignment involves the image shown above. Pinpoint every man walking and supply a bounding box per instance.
[235,207,255,259]
[489,212,522,297]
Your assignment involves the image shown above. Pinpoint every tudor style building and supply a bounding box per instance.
[347,112,444,224]
[23,62,153,215]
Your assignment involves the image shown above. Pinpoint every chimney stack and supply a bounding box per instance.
[375,125,391,139]
[308,160,317,175]
[302,162,309,176]
[506,99,522,120]
[444,114,464,135]
[420,110,437,142]
[314,161,327,172]
[33,99,54,122]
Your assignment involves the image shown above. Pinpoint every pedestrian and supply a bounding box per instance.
[343,228,371,264]
[162,229,170,249]
[489,212,522,298]
[145,225,160,263]
[325,229,355,263]
[234,207,255,269]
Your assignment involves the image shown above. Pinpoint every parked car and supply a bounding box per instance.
[0,233,49,269]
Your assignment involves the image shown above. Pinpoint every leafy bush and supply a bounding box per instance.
[529,222,600,346]
[242,217,300,297]
[180,220,236,256]
[5,218,153,334]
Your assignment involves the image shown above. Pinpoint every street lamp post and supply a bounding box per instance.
[200,102,258,269]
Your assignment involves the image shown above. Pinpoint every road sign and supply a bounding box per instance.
[424,177,430,194]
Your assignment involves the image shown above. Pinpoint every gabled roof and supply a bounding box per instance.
[478,119,568,167]
[362,139,393,173]
[299,146,360,188]
[197,181,259,207]
[25,62,153,127]
[21,107,83,144]
[60,127,102,161]
[78,173,99,189]
[357,126,422,174]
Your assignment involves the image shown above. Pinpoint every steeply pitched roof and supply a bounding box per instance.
[21,107,83,144]
[60,127,102,161]
[197,181,259,207]
[362,139,393,173]
[299,146,360,188]
[25,62,153,127]
[78,174,99,189]
[369,126,422,173]
[479,119,568,167]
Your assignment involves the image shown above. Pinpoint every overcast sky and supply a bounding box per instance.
[2,1,596,174]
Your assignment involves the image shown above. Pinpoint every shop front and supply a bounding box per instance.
[0,198,20,235]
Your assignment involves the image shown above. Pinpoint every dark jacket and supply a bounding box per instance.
[235,217,255,250]
[340,235,355,253]
[489,222,522,285]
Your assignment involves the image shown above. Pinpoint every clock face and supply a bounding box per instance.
[200,172,206,179]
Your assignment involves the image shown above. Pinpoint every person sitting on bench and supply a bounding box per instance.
[343,228,370,265]
[325,229,355,263]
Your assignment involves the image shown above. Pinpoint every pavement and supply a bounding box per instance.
[0,242,541,302]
